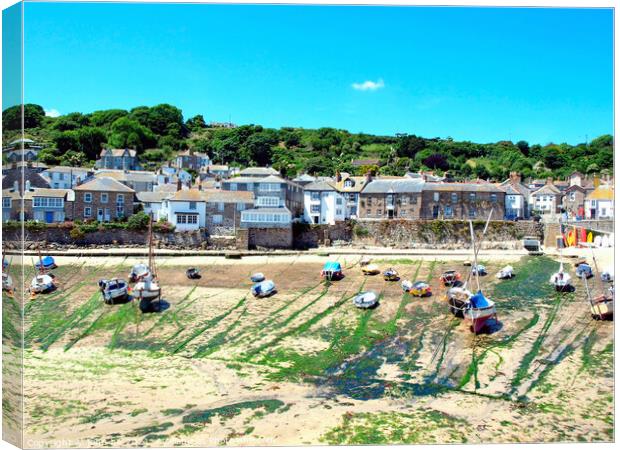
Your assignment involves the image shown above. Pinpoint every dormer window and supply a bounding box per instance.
[344,179,354,188]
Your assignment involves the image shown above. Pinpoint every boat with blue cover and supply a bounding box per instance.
[321,261,343,280]
[252,280,276,298]
[35,255,57,271]
[463,290,497,334]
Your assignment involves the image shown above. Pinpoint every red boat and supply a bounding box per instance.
[463,290,497,334]
[440,270,461,285]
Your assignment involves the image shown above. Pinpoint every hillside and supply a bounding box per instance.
[2,103,613,181]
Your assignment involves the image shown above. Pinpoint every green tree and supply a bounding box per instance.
[2,103,45,130]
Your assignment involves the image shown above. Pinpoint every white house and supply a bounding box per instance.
[42,166,93,189]
[585,185,614,219]
[303,180,346,225]
[159,189,207,231]
[136,191,173,220]
[156,165,193,186]
[530,181,562,215]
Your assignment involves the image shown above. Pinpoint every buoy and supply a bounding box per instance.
[587,232,593,243]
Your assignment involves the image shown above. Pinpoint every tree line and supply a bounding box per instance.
[2,103,613,181]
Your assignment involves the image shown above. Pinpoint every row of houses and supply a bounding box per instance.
[2,161,614,234]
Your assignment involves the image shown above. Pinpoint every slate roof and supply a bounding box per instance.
[423,182,504,193]
[202,190,254,203]
[74,177,135,193]
[1,167,51,192]
[136,191,173,203]
[362,179,424,194]
[531,184,562,196]
[303,181,336,191]
[169,189,204,201]
[95,170,156,183]
[239,167,280,176]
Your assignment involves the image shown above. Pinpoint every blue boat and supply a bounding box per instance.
[321,261,343,280]
[35,256,57,271]
[251,280,276,298]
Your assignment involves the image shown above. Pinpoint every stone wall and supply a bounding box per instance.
[293,222,353,249]
[247,227,293,250]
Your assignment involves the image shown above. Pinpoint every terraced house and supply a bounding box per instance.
[302,180,346,224]
[42,166,93,189]
[24,188,74,223]
[95,148,141,170]
[94,169,157,193]
[331,172,371,219]
[203,189,254,232]
[73,177,135,222]
[420,183,505,220]
[358,178,424,219]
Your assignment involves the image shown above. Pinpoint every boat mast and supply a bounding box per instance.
[37,247,44,273]
[464,209,493,289]
[469,220,481,292]
[148,213,155,277]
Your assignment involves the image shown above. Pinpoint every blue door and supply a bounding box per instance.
[45,211,54,223]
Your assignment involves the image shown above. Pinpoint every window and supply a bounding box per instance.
[336,209,343,215]
[490,193,497,202]
[84,193,92,203]
[84,207,92,218]
[176,214,198,225]
[230,183,237,191]
[348,193,356,202]
[59,173,65,180]
[401,195,408,205]
[412,196,418,204]
[257,197,280,207]
[469,209,476,218]
[433,192,439,201]
[377,209,382,215]
[237,202,247,211]
[451,193,458,203]
[218,202,224,211]
[2,198,11,208]
[344,180,353,187]
[569,192,576,201]
[366,209,371,215]
[311,205,321,213]
[189,201,197,210]
[311,192,320,201]
[336,197,343,205]
[116,194,125,205]
[101,193,108,203]
[469,193,476,201]
[260,183,281,192]
[212,214,223,224]
[445,206,453,218]
[33,197,64,208]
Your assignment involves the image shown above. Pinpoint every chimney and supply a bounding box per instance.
[177,179,182,191]
[509,171,521,184]
[335,171,341,182]
[25,180,31,191]
[365,170,373,184]
[13,181,18,192]
[198,182,202,191]
[594,174,600,189]
[546,177,554,185]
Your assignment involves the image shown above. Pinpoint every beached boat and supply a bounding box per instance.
[582,245,613,321]
[550,270,572,292]
[353,291,378,309]
[186,267,201,279]
[440,270,461,286]
[2,272,13,293]
[99,278,129,304]
[601,270,614,283]
[321,261,343,280]
[523,236,542,255]
[383,268,400,281]
[129,263,150,283]
[30,274,55,294]
[401,280,413,292]
[496,265,514,279]
[360,256,372,266]
[362,264,380,275]
[446,286,473,318]
[409,281,432,297]
[250,272,265,283]
[463,290,497,334]
[35,255,57,271]
[575,263,593,279]
[471,264,486,276]
[133,215,162,311]
[251,280,276,298]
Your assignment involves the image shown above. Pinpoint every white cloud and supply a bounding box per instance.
[45,108,61,118]
[352,79,385,91]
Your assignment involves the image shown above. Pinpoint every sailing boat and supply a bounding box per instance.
[30,250,55,294]
[583,244,613,321]
[2,252,13,294]
[549,250,572,292]
[132,214,161,312]
[446,210,492,318]
[462,220,497,334]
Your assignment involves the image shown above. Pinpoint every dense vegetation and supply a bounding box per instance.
[2,103,613,181]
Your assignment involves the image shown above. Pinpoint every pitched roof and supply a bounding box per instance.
[239,167,280,176]
[362,179,424,194]
[23,188,72,199]
[423,182,504,193]
[100,148,137,158]
[44,166,92,173]
[531,184,561,196]
[170,189,205,201]
[2,189,21,200]
[136,191,173,203]
[499,179,530,197]
[74,177,135,193]
[1,167,51,191]
[586,185,614,201]
[95,170,156,183]
[304,180,336,191]
[333,176,369,193]
[203,190,254,203]
[351,158,381,167]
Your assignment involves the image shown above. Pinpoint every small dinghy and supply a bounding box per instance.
[471,264,486,276]
[576,263,593,279]
[362,264,380,275]
[250,272,266,283]
[321,261,343,280]
[251,280,276,298]
[134,273,161,302]
[186,267,201,279]
[440,270,461,286]
[2,272,14,293]
[401,280,413,292]
[353,291,378,309]
[496,265,514,279]
[99,278,129,304]
[446,286,472,317]
[30,274,55,294]
[464,290,497,334]
[550,270,572,292]
[35,255,57,271]
[129,263,150,283]
[409,281,432,297]
[360,256,372,266]
[601,269,614,283]
[591,294,614,320]
[383,268,400,281]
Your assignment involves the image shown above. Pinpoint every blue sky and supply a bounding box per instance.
[19,3,613,145]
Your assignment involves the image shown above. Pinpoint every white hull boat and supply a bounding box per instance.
[30,274,54,294]
[129,263,151,282]
[99,278,129,304]
[252,280,276,298]
[2,273,13,292]
[250,273,265,283]
[354,291,378,309]
[496,265,514,279]
[550,271,572,291]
